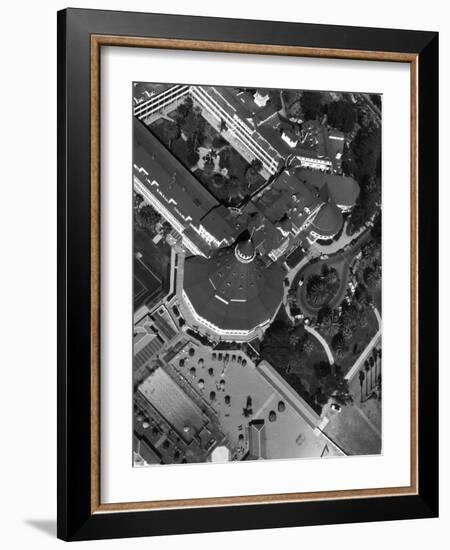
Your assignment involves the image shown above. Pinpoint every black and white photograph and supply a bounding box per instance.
[0,0,442,546]
[132,83,382,465]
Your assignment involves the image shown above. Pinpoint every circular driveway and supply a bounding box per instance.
[295,255,351,317]
[292,229,372,317]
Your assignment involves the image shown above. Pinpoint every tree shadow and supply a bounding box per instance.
[25,519,56,538]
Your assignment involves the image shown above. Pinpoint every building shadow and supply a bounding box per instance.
[25,519,56,538]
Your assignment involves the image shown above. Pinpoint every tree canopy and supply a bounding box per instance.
[300,91,323,120]
[327,101,357,133]
[305,266,340,307]
[268,90,282,112]
[331,332,349,359]
[135,204,160,231]
[219,148,231,171]
[348,127,382,180]
[313,362,352,406]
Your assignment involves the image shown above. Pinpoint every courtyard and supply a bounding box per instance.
[149,103,266,206]
[167,342,339,461]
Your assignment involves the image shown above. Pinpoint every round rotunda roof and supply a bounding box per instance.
[183,240,284,333]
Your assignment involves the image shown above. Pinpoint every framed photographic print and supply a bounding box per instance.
[57,8,439,541]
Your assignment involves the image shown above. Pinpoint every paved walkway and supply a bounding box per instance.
[344,327,381,381]
[344,305,381,381]
[310,221,366,256]
[295,254,353,318]
[304,325,335,365]
[372,305,382,329]
[292,225,376,320]
[286,255,313,284]
[354,405,381,438]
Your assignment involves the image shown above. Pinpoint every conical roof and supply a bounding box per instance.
[235,238,256,263]
[295,168,360,209]
[183,242,284,333]
[310,200,343,237]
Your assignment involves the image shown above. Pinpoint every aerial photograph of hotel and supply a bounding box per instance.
[132,83,382,466]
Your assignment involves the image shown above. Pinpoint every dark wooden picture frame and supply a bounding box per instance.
[57,8,439,541]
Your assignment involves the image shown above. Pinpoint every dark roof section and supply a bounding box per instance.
[295,168,360,208]
[138,367,208,443]
[246,420,267,460]
[134,117,218,223]
[247,211,285,257]
[183,244,285,332]
[134,435,163,465]
[133,118,237,247]
[255,170,320,227]
[310,200,343,237]
[200,205,242,243]
[257,115,334,161]
[235,238,255,261]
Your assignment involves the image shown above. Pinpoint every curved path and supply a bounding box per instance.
[344,307,381,382]
[296,256,352,318]
[372,305,382,329]
[304,325,335,365]
[342,305,382,381]
[344,328,381,381]
[293,227,374,318]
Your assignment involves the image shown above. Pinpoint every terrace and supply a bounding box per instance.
[167,342,338,461]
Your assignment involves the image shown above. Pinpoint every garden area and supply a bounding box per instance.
[312,242,381,375]
[304,264,341,308]
[259,308,352,412]
[320,303,379,374]
[149,96,266,206]
[343,124,382,237]
[323,347,382,456]
[290,224,381,375]
[196,148,265,206]
[294,254,351,317]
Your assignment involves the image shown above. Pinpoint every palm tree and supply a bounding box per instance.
[358,371,365,403]
[369,356,375,388]
[371,349,377,377]
[373,348,378,379]
[332,332,349,359]
[364,361,370,395]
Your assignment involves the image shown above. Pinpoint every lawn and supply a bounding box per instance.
[260,311,329,413]
[150,117,178,142]
[323,399,381,455]
[372,285,382,313]
[286,339,329,399]
[323,355,381,455]
[345,306,378,367]
[318,304,379,376]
